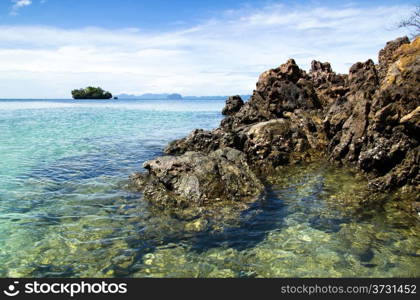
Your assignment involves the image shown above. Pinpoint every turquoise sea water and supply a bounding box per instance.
[0,99,419,278]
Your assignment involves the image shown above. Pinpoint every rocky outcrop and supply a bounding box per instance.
[325,38,419,193]
[222,95,244,115]
[133,37,419,211]
[310,60,349,106]
[378,36,410,80]
[240,111,326,172]
[131,147,263,209]
[220,59,322,132]
[165,128,242,155]
[325,59,379,163]
[165,58,332,165]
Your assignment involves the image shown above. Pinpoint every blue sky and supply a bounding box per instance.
[0,0,417,98]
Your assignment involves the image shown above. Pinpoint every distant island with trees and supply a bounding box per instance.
[72,87,113,99]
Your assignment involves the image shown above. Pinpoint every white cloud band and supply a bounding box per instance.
[0,2,412,98]
[11,0,32,15]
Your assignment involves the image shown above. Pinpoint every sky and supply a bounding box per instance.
[0,0,417,98]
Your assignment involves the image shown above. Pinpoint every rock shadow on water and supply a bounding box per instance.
[187,186,290,253]
[308,215,351,233]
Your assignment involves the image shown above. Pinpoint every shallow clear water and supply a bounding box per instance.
[0,99,419,278]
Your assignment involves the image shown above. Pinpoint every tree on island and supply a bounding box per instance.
[71,87,113,99]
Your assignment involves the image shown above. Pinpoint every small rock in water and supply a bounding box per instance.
[359,249,375,262]
[185,219,208,232]
[144,259,154,266]
[208,268,236,278]
[299,234,312,242]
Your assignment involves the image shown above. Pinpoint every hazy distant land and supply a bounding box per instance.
[117,93,252,100]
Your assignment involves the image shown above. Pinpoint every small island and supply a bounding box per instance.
[71,86,113,99]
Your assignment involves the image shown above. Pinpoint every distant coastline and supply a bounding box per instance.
[117,93,252,101]
[0,96,250,101]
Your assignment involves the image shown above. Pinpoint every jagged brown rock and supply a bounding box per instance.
[325,59,379,163]
[222,95,244,115]
[133,36,419,210]
[310,60,348,106]
[220,59,322,132]
[132,147,263,209]
[164,128,243,155]
[377,36,410,80]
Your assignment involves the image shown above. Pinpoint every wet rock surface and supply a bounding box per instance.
[131,147,263,210]
[133,37,419,211]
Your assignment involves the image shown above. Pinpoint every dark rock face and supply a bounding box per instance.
[325,59,379,163]
[240,111,326,172]
[133,36,419,210]
[377,36,410,80]
[222,95,244,115]
[131,148,263,209]
[165,128,243,155]
[326,38,419,192]
[220,59,322,132]
[310,60,348,106]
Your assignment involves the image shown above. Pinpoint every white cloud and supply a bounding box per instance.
[0,2,413,98]
[10,0,32,15]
